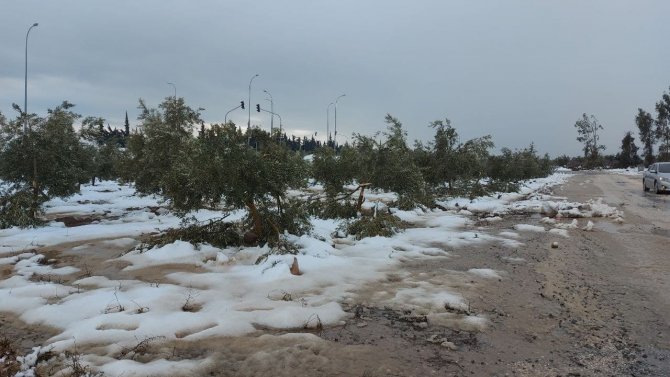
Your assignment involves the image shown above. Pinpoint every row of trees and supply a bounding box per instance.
[0,98,553,241]
[568,117,642,170]
[314,115,551,207]
[572,85,670,170]
[635,86,670,165]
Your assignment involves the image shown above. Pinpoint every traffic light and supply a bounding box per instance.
[240,101,245,109]
[256,104,260,112]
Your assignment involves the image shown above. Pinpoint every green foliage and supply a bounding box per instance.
[487,144,553,192]
[553,155,571,168]
[312,146,357,197]
[0,101,92,196]
[253,197,312,246]
[123,98,310,244]
[636,108,655,166]
[422,118,460,190]
[0,189,44,228]
[79,116,107,143]
[376,115,428,208]
[616,132,641,168]
[416,118,495,197]
[313,114,552,206]
[655,89,670,161]
[204,126,310,242]
[453,135,495,185]
[307,198,358,219]
[123,97,202,194]
[79,116,125,182]
[117,132,145,183]
[0,102,95,227]
[574,113,605,167]
[342,114,428,209]
[140,216,242,251]
[96,141,124,180]
[180,124,308,213]
[340,211,404,240]
[141,199,311,251]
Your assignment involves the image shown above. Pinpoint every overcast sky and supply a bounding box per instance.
[2,0,670,156]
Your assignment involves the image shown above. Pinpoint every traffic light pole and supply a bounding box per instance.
[224,101,245,125]
[258,106,283,136]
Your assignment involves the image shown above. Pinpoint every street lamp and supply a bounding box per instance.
[263,89,274,134]
[248,74,259,129]
[334,94,346,146]
[24,22,38,133]
[326,102,334,146]
[167,82,176,98]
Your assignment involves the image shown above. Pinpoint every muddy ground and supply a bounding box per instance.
[2,172,669,376]
[311,172,670,376]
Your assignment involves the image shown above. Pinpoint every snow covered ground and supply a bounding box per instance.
[0,171,627,376]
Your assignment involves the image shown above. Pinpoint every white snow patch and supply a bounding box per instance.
[549,228,570,238]
[467,268,502,279]
[119,241,220,270]
[514,224,546,233]
[584,221,594,231]
[0,173,597,375]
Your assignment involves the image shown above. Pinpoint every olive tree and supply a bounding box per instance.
[124,98,310,244]
[0,102,93,227]
[123,97,202,194]
[348,115,427,208]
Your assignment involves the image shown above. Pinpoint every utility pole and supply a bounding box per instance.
[334,94,346,147]
[24,22,38,133]
[247,74,259,130]
[327,102,334,147]
[264,89,274,135]
[167,82,176,99]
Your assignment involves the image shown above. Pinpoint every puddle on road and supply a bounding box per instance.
[595,214,669,238]
[651,228,670,238]
[595,221,624,234]
[634,191,670,211]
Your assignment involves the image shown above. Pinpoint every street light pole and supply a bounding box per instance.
[167,82,176,98]
[334,94,346,147]
[24,22,38,133]
[247,74,259,130]
[263,89,274,135]
[327,102,334,146]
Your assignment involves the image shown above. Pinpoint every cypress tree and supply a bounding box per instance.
[124,111,130,136]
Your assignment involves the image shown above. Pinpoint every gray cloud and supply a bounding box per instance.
[1,0,670,156]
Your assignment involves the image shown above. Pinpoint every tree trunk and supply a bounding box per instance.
[275,194,283,216]
[245,199,264,237]
[357,185,366,212]
[31,154,38,219]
